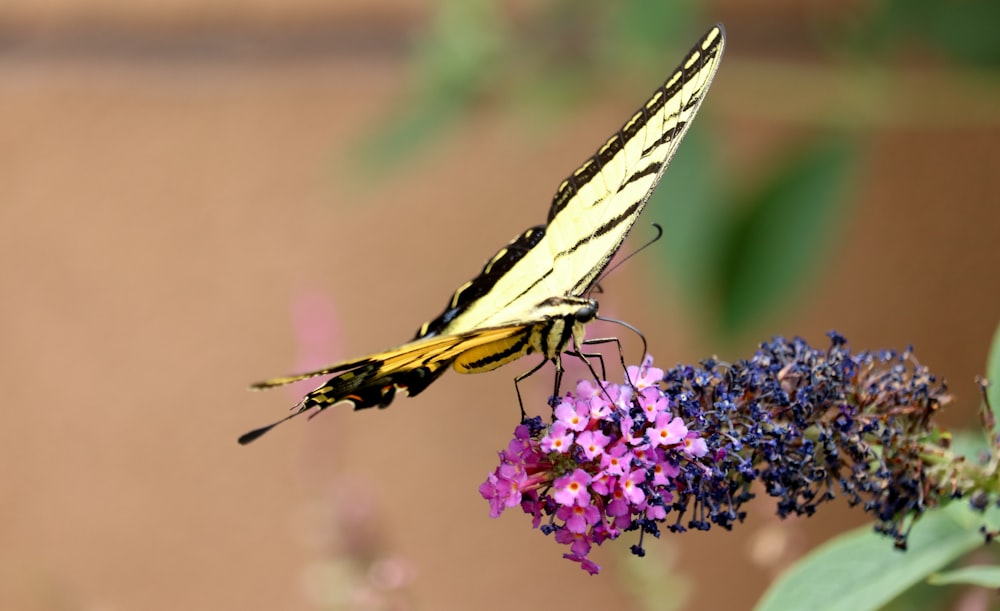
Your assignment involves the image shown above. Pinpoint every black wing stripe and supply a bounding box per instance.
[416,226,547,338]
[640,122,686,158]
[500,267,553,311]
[547,27,722,222]
[556,196,644,259]
[459,331,532,371]
[619,160,663,191]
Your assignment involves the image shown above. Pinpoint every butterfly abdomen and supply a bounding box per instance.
[453,296,597,374]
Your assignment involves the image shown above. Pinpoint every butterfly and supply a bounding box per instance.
[240,24,725,444]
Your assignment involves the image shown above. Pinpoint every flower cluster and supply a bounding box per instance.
[481,332,962,574]
[480,358,709,573]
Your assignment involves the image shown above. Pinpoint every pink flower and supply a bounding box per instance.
[553,469,593,507]
[557,503,602,534]
[577,429,611,460]
[600,443,631,476]
[574,379,601,400]
[604,383,633,413]
[637,386,670,420]
[621,469,647,505]
[642,501,667,521]
[554,398,589,432]
[652,451,681,485]
[627,355,664,390]
[541,422,574,453]
[619,415,644,446]
[682,433,709,457]
[479,355,712,574]
[649,412,688,448]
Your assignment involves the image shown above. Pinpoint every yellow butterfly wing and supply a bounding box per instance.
[241,25,726,443]
[419,24,726,337]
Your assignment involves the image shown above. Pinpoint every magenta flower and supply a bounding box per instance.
[621,469,647,505]
[479,356,709,574]
[576,429,611,460]
[627,355,663,390]
[553,469,593,507]
[682,433,709,457]
[557,502,601,534]
[649,412,687,448]
[554,398,589,432]
[540,422,573,454]
[637,386,670,420]
[600,443,631,476]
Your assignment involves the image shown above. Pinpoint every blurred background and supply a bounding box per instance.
[1,0,997,609]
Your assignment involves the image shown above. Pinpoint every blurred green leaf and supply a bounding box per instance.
[877,577,950,611]
[609,0,696,72]
[616,542,691,611]
[355,1,724,181]
[928,565,1000,587]
[648,126,725,318]
[716,136,858,338]
[754,503,996,611]
[868,0,1000,66]
[949,431,990,465]
[986,321,1000,423]
[356,0,508,175]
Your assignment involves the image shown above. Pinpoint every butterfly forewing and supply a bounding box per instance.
[428,25,725,335]
[542,25,725,299]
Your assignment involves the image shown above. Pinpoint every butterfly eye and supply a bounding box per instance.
[575,302,598,323]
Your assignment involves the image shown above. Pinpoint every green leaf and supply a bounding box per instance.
[354,0,507,176]
[609,0,696,72]
[928,565,1000,587]
[948,431,990,465]
[883,0,1000,66]
[648,127,725,317]
[986,321,1000,424]
[715,135,858,338]
[753,503,993,611]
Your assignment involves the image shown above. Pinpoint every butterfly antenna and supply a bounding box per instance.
[589,223,664,293]
[594,316,648,360]
[238,406,310,445]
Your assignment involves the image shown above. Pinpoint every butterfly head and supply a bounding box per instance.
[533,296,598,323]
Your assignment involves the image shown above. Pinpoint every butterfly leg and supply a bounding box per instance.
[550,358,564,408]
[564,349,607,379]
[581,336,629,380]
[582,334,655,407]
[514,356,550,421]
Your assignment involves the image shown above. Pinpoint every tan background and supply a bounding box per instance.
[1,2,998,610]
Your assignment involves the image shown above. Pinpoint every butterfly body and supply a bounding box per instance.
[240,25,725,444]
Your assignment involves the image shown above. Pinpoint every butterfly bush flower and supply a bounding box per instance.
[480,332,989,574]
